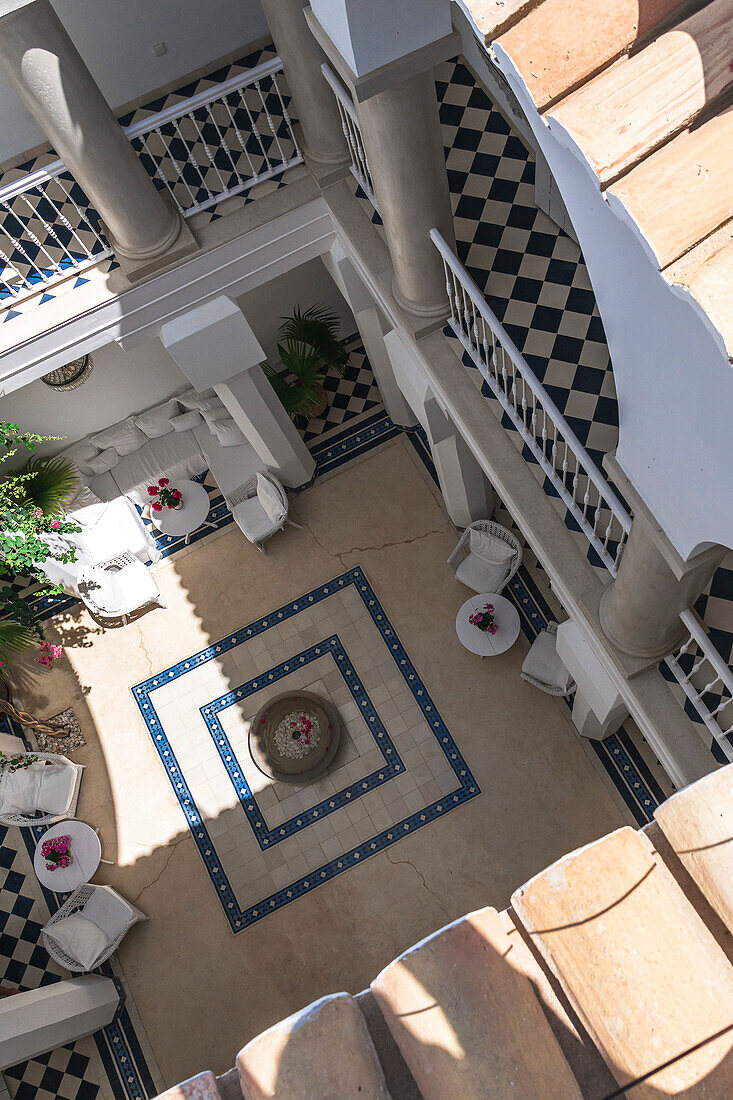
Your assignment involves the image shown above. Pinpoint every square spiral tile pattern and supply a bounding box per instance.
[132,568,480,931]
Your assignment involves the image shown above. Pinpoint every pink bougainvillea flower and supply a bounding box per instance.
[159,477,169,486]
[33,507,43,518]
[147,486,158,496]
[152,501,163,512]
[50,519,60,530]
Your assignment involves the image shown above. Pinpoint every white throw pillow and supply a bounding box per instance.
[468,528,516,566]
[178,388,222,412]
[36,763,75,815]
[256,473,285,524]
[61,440,100,477]
[90,417,145,456]
[455,553,509,594]
[67,483,102,512]
[0,761,44,815]
[522,629,573,691]
[170,410,203,432]
[83,889,131,940]
[45,913,108,969]
[201,405,229,428]
[210,418,247,448]
[85,448,119,475]
[133,399,180,439]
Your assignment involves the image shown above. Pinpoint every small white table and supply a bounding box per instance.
[149,479,213,544]
[455,592,521,657]
[34,820,101,892]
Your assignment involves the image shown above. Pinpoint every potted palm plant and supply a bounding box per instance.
[264,305,349,421]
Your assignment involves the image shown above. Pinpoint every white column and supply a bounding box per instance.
[260,0,348,169]
[160,296,315,488]
[556,620,628,741]
[0,0,187,270]
[321,248,415,426]
[214,368,315,488]
[424,395,493,527]
[599,511,726,661]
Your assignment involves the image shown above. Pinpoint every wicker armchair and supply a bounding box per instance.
[447,520,522,594]
[520,622,576,697]
[225,472,302,553]
[0,752,84,828]
[77,551,164,626]
[42,884,148,972]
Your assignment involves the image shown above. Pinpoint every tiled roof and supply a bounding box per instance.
[466,0,733,357]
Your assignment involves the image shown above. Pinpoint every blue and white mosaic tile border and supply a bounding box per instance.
[132,567,480,932]
[0,717,161,1100]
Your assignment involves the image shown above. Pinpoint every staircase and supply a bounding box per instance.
[154,764,733,1099]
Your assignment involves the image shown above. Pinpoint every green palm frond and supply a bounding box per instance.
[278,305,349,376]
[0,618,36,667]
[265,341,329,419]
[18,455,79,515]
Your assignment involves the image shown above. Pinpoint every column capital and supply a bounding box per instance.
[305,5,459,102]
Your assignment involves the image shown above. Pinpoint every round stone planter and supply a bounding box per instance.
[249,690,341,783]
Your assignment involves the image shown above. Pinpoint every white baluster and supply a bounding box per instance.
[237,88,273,172]
[254,79,287,163]
[187,110,228,193]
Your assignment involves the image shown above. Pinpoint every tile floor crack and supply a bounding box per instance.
[129,834,190,906]
[295,515,444,569]
[136,624,154,676]
[385,850,450,921]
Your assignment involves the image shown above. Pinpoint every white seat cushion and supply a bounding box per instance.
[522,629,573,691]
[45,913,109,969]
[36,764,76,815]
[110,432,206,505]
[210,418,248,447]
[455,553,511,593]
[0,761,44,815]
[232,497,273,543]
[256,474,285,524]
[82,889,133,941]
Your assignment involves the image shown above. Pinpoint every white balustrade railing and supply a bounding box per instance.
[431,227,632,575]
[0,55,301,310]
[665,611,733,762]
[0,161,112,306]
[431,227,733,759]
[125,56,302,217]
[321,63,379,213]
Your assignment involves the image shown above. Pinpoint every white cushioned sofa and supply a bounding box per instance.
[61,388,267,506]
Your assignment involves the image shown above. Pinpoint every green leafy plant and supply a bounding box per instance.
[0,423,80,672]
[278,305,349,374]
[265,305,350,422]
[17,455,78,515]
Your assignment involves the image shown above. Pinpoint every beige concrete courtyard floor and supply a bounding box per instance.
[21,437,627,1088]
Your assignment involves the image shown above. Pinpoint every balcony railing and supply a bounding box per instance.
[431,227,632,575]
[321,64,379,213]
[431,228,733,762]
[126,56,301,218]
[0,55,301,313]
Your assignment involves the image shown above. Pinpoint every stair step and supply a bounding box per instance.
[155,1072,221,1099]
[512,826,733,1097]
[236,992,391,1100]
[654,763,733,932]
[547,0,733,183]
[497,0,687,110]
[370,905,583,1099]
[608,104,733,268]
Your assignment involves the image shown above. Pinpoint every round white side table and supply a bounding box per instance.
[455,592,521,657]
[149,479,213,544]
[34,819,101,892]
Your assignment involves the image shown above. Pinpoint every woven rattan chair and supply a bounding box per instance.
[225,472,302,553]
[447,520,522,594]
[42,884,148,972]
[77,551,163,626]
[0,752,84,828]
[520,622,576,697]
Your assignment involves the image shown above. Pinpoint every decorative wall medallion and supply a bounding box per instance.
[41,353,93,391]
